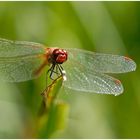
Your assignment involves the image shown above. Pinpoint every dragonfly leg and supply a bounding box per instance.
[48,64,55,80]
[46,64,64,82]
[45,64,53,86]
[50,65,60,79]
[57,64,67,81]
[59,64,64,70]
[57,64,64,75]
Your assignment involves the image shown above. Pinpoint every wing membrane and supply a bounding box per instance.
[63,66,123,95]
[0,38,46,82]
[0,56,45,82]
[65,48,136,73]
[0,38,45,57]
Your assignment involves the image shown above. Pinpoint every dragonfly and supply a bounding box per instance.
[0,38,136,96]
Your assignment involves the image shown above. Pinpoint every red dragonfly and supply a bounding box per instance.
[0,38,136,96]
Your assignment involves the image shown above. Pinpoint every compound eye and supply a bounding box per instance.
[56,54,67,64]
[53,49,68,64]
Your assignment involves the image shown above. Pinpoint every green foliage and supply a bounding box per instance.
[37,76,69,138]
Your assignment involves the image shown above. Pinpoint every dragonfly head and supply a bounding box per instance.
[52,49,68,64]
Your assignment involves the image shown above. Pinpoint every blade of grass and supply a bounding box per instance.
[36,76,69,138]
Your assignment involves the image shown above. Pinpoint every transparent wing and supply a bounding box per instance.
[0,38,47,82]
[0,56,45,82]
[62,48,137,94]
[0,38,45,57]
[63,66,123,95]
[65,48,136,73]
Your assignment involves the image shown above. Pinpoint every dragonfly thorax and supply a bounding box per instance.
[51,49,68,64]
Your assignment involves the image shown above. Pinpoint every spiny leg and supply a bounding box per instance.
[45,64,53,86]
[59,64,64,71]
[57,64,67,81]
[57,64,64,75]
[56,65,59,76]
[46,64,65,83]
[49,64,56,80]
[42,64,56,96]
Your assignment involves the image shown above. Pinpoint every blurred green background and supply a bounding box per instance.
[0,1,139,138]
